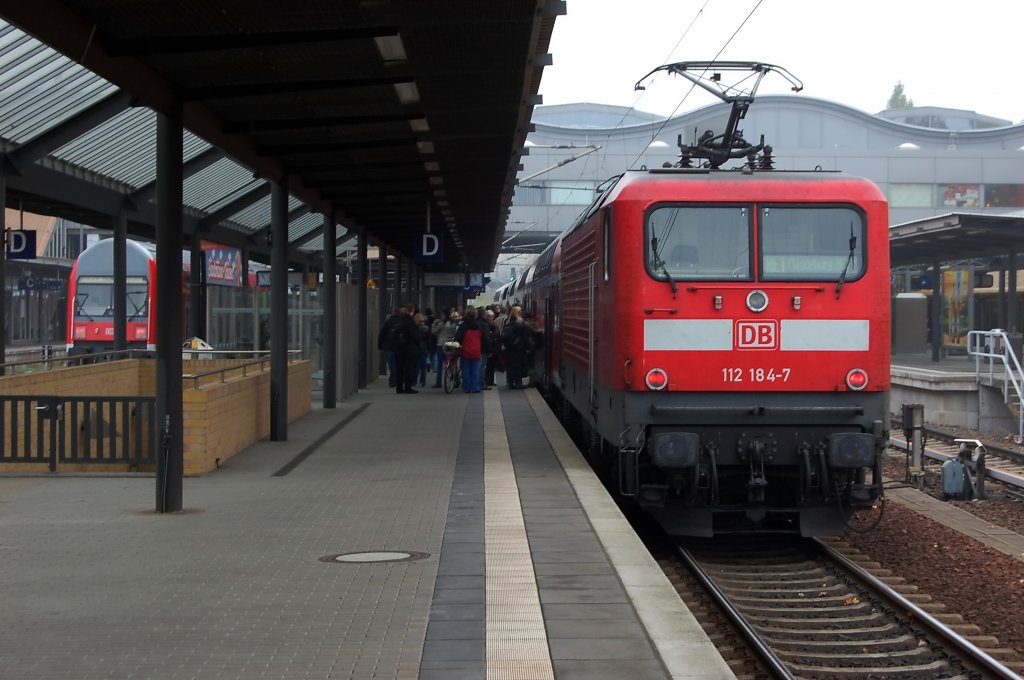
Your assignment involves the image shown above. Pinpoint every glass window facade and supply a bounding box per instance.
[549,181,596,206]
[890,183,933,207]
[940,184,980,208]
[985,184,1024,208]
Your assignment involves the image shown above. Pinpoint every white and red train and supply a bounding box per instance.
[66,238,164,357]
[509,63,891,536]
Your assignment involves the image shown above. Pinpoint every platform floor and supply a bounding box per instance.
[0,379,732,680]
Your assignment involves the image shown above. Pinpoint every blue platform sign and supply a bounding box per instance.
[6,230,36,260]
[414,233,443,263]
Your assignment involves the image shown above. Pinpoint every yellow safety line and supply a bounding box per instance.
[484,391,555,680]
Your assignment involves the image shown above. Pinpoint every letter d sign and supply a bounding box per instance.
[415,233,443,263]
[6,230,36,260]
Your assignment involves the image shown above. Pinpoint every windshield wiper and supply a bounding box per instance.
[660,263,678,299]
[650,235,678,299]
[834,223,857,300]
[74,293,89,316]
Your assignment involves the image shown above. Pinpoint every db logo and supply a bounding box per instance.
[736,320,778,350]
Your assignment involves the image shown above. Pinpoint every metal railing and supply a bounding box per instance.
[0,394,156,470]
[967,329,1024,437]
[181,349,304,389]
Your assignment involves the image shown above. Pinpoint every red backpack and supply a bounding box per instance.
[460,327,482,359]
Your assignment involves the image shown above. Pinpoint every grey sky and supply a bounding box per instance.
[539,0,1022,123]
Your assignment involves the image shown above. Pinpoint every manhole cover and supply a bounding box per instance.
[319,551,430,564]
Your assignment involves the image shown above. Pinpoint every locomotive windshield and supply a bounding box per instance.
[74,276,149,319]
[645,204,865,282]
[759,206,864,281]
[646,206,751,281]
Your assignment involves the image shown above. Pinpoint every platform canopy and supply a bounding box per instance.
[890,212,1024,269]
[0,1,562,271]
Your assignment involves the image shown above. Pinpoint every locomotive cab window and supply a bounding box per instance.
[645,205,752,281]
[759,206,865,281]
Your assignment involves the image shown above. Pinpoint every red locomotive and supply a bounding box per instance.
[518,63,890,536]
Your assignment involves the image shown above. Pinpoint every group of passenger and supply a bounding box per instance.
[376,301,539,394]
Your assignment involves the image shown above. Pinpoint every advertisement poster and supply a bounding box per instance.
[942,268,969,348]
[204,246,243,287]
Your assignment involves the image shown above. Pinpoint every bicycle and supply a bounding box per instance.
[442,341,462,393]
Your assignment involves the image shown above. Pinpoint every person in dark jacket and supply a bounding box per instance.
[393,306,420,394]
[452,307,491,393]
[413,312,430,387]
[501,307,532,389]
[377,306,404,387]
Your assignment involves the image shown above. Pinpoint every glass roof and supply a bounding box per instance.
[0,22,118,144]
[184,159,263,215]
[0,20,337,252]
[52,107,210,189]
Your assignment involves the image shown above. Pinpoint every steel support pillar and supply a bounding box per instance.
[358,234,369,388]
[113,210,127,351]
[395,257,404,307]
[0,168,6,369]
[155,108,184,513]
[1008,251,1018,334]
[931,260,942,362]
[378,239,389,377]
[322,214,337,408]
[270,180,289,440]
[189,229,204,340]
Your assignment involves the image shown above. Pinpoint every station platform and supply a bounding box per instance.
[0,379,732,680]
[890,351,1018,433]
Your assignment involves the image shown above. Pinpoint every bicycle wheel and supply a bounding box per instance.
[443,358,457,393]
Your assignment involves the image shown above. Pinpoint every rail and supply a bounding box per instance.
[967,329,1024,438]
[816,539,1021,680]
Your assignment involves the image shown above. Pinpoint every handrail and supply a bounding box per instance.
[0,348,148,375]
[967,329,1024,438]
[182,349,304,389]
[0,347,305,388]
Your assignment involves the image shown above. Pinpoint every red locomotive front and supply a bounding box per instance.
[610,171,890,396]
[525,62,890,536]
[545,170,890,536]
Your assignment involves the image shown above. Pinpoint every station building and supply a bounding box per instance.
[504,97,1024,281]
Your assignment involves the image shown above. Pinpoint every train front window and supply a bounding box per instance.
[126,280,148,318]
[75,276,149,319]
[759,206,865,281]
[646,205,751,281]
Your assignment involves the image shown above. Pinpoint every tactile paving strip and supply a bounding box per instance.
[484,391,555,680]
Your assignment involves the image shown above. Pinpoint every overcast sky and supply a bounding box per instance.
[539,0,1023,123]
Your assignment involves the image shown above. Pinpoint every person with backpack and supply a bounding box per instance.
[452,307,491,394]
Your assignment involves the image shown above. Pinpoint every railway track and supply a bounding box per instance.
[889,424,1024,494]
[665,536,1023,680]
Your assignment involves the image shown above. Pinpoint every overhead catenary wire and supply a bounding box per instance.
[501,1,765,278]
[626,0,766,170]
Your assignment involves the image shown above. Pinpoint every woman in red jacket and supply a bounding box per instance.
[452,307,492,393]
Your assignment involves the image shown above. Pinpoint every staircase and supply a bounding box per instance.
[967,330,1024,438]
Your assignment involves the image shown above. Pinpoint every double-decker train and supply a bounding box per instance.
[66,238,163,357]
[511,63,890,536]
